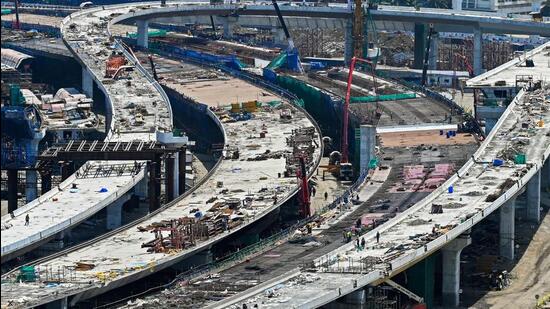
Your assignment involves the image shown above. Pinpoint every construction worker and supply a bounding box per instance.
[361,237,366,249]
[25,214,30,226]
[342,230,347,242]
[311,186,316,197]
[347,231,352,243]
[324,191,328,201]
[356,238,360,251]
[376,231,380,243]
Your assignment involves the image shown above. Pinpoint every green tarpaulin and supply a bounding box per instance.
[266,52,287,70]
[127,29,167,39]
[351,93,416,103]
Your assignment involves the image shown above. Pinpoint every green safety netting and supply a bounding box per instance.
[1,8,13,15]
[368,158,379,169]
[293,98,305,108]
[266,52,287,70]
[127,29,167,39]
[350,93,416,103]
[266,100,282,108]
[17,266,36,282]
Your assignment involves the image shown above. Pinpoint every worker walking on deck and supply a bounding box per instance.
[361,237,366,250]
[324,191,328,201]
[25,214,30,226]
[376,231,380,243]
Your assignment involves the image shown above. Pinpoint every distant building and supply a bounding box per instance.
[460,0,543,14]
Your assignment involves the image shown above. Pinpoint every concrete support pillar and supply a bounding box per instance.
[165,155,176,202]
[441,234,471,307]
[343,289,366,305]
[542,159,549,190]
[60,161,74,182]
[7,169,18,213]
[222,16,237,39]
[452,0,462,10]
[429,33,439,70]
[499,197,516,260]
[25,133,43,203]
[44,297,68,309]
[148,161,158,212]
[344,19,353,64]
[178,149,186,194]
[271,27,287,45]
[136,19,149,48]
[526,170,541,223]
[473,27,483,76]
[134,170,148,200]
[41,170,52,194]
[106,197,125,230]
[359,125,376,172]
[81,67,93,98]
[25,170,38,203]
[413,23,427,69]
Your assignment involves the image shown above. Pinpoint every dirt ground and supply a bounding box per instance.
[379,130,477,148]
[468,193,550,309]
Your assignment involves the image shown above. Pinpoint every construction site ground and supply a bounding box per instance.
[458,191,550,309]
[124,134,478,308]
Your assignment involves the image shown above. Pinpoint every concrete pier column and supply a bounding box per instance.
[359,125,376,171]
[148,161,158,212]
[344,19,353,64]
[271,27,287,45]
[7,169,18,213]
[134,169,148,200]
[25,170,38,203]
[542,159,549,190]
[526,169,541,223]
[178,150,186,194]
[473,27,483,76]
[429,33,439,70]
[81,67,93,98]
[343,289,366,305]
[45,297,68,309]
[413,24,427,69]
[106,197,125,230]
[165,155,176,202]
[41,170,52,194]
[222,16,237,39]
[452,0,462,10]
[499,197,516,260]
[25,133,44,203]
[441,234,471,307]
[136,19,149,48]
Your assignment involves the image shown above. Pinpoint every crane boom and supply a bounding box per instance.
[271,0,294,50]
[342,56,377,163]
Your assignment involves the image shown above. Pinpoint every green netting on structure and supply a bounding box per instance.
[266,100,281,108]
[127,29,167,39]
[1,8,13,15]
[266,52,287,70]
[293,98,305,108]
[368,158,379,169]
[17,266,36,282]
[350,93,416,103]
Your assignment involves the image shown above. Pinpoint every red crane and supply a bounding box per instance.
[342,56,378,164]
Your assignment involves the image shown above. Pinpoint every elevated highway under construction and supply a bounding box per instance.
[1,1,549,309]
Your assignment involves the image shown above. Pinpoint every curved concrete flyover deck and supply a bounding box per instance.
[120,3,550,36]
[0,2,322,308]
[1,4,176,263]
[209,86,549,308]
